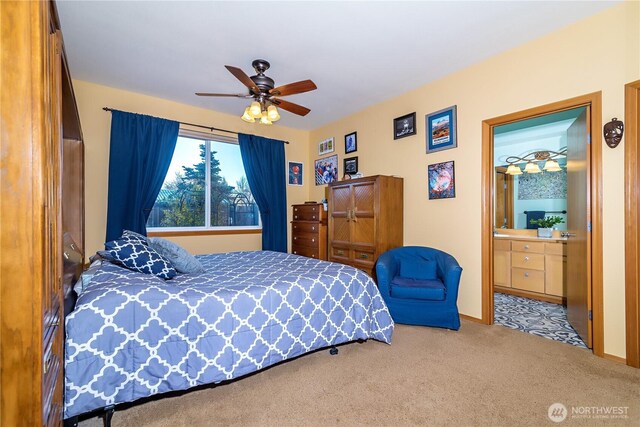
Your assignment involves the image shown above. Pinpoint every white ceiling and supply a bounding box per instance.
[56,0,618,131]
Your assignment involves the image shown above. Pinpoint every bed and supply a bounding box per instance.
[64,250,394,420]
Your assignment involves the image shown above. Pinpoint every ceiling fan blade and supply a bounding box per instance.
[272,98,311,116]
[195,92,251,97]
[269,80,317,97]
[225,65,260,94]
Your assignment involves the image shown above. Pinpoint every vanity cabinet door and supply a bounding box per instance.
[494,240,511,287]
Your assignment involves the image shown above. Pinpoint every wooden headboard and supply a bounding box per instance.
[61,47,85,314]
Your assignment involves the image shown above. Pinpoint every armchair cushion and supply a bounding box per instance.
[390,277,446,301]
[399,259,437,280]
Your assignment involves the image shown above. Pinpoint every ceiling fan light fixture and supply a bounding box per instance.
[260,113,273,125]
[267,105,280,122]
[241,107,255,123]
[249,101,262,118]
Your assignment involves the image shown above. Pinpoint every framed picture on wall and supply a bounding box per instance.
[345,132,357,153]
[428,160,455,199]
[314,154,338,185]
[344,156,358,175]
[318,137,335,155]
[288,161,303,186]
[426,105,457,153]
[393,112,416,139]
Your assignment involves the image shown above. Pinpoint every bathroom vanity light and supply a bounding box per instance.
[504,148,566,175]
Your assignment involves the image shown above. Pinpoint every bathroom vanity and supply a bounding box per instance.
[494,232,566,304]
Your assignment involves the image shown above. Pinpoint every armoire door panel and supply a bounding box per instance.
[332,217,350,242]
[352,182,375,213]
[331,185,352,213]
[352,218,375,246]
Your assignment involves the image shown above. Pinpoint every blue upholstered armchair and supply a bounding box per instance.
[375,246,463,330]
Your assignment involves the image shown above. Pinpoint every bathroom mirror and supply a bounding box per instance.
[492,108,585,231]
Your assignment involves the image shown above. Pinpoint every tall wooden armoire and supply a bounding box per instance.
[327,175,403,278]
[1,1,84,425]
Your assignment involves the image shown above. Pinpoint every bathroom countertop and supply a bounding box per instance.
[493,233,567,242]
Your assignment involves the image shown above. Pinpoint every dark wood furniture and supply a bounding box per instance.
[1,1,84,425]
[291,203,328,260]
[327,175,404,278]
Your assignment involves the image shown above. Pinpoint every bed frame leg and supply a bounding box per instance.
[329,346,338,355]
[63,416,78,427]
[103,405,115,427]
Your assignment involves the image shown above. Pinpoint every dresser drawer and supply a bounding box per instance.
[292,204,323,221]
[511,241,545,254]
[511,268,545,293]
[292,244,319,259]
[292,221,320,234]
[511,252,545,270]
[292,233,319,248]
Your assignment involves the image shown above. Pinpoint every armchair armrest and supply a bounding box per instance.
[375,251,399,296]
[440,254,463,303]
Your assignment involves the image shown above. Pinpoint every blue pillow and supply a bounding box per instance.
[104,238,177,280]
[121,229,149,244]
[149,237,205,274]
[399,259,438,280]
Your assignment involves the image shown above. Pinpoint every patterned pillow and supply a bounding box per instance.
[104,238,177,280]
[121,229,149,244]
[148,237,205,274]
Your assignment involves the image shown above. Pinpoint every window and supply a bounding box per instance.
[146,133,260,231]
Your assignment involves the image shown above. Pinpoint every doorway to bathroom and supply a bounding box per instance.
[481,93,604,356]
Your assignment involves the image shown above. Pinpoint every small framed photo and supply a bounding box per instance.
[345,132,357,154]
[428,160,455,199]
[426,105,457,153]
[288,161,303,186]
[318,137,334,155]
[315,154,338,185]
[344,156,358,175]
[393,112,416,139]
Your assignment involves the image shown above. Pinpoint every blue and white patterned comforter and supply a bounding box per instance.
[64,251,393,418]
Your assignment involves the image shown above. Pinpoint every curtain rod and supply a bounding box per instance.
[102,107,289,144]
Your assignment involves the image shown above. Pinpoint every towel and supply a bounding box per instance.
[526,211,545,229]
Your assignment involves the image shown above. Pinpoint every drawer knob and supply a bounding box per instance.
[295,208,298,212]
[294,237,297,240]
[524,256,529,262]
[294,215,298,219]
[312,238,315,242]
[524,245,529,250]
[524,272,529,277]
[336,250,344,256]
[359,253,369,259]
[293,251,297,254]
[312,255,315,258]
[312,215,316,219]
[312,226,315,231]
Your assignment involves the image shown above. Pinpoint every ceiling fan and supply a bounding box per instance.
[196,59,317,124]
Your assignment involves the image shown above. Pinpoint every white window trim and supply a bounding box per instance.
[147,128,262,232]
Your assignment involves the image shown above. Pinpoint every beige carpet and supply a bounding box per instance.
[78,321,640,426]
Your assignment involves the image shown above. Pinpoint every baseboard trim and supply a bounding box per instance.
[460,313,484,324]
[602,352,627,365]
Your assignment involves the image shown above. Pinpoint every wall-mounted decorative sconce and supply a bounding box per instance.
[603,117,624,148]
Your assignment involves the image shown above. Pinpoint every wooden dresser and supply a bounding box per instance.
[327,175,403,278]
[1,1,85,425]
[291,203,328,260]
[494,237,566,304]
